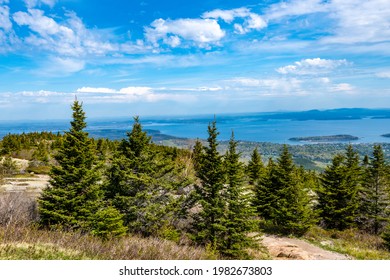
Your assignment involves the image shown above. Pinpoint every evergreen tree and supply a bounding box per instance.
[221,132,258,259]
[191,120,226,248]
[254,158,275,220]
[38,101,103,229]
[318,146,361,230]
[104,117,180,236]
[359,145,390,234]
[247,147,264,185]
[271,145,314,235]
[89,206,127,240]
[192,139,204,174]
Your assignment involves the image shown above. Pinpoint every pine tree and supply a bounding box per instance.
[359,145,390,234]
[104,117,179,236]
[191,120,226,248]
[247,147,264,185]
[221,132,258,259]
[38,101,103,229]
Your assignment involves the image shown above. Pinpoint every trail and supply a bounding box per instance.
[262,235,351,260]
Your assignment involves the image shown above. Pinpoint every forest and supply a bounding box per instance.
[1,100,390,260]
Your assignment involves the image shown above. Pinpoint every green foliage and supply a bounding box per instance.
[256,146,315,236]
[104,116,185,236]
[89,206,127,240]
[359,145,390,234]
[220,132,259,259]
[0,156,18,176]
[318,145,361,230]
[246,147,264,185]
[191,120,226,247]
[38,100,104,230]
[382,224,390,250]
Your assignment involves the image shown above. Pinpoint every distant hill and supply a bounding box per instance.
[258,108,390,121]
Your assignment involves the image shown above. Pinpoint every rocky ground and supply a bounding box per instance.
[262,235,351,260]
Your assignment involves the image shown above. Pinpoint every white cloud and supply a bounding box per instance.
[118,87,153,95]
[331,83,354,92]
[76,87,117,94]
[376,71,390,78]
[0,5,12,31]
[51,57,85,73]
[13,9,116,57]
[230,77,303,95]
[324,0,390,44]
[277,58,349,75]
[24,0,57,8]
[265,0,390,45]
[77,86,153,96]
[265,0,328,21]
[145,18,225,48]
[203,7,267,34]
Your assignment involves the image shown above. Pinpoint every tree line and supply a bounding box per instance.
[2,100,390,259]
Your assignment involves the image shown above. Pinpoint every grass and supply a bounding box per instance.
[303,226,390,260]
[0,225,212,260]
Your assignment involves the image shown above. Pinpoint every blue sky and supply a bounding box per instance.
[0,0,390,120]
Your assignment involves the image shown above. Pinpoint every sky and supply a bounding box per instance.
[0,0,390,120]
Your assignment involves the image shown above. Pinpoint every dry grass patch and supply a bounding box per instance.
[0,225,211,260]
[304,226,390,260]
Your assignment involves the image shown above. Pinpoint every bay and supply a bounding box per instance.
[1,112,390,144]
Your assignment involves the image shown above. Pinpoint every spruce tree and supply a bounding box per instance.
[271,145,314,235]
[254,158,275,220]
[221,132,258,259]
[359,145,390,234]
[247,147,264,185]
[38,101,102,229]
[191,120,226,248]
[104,117,179,236]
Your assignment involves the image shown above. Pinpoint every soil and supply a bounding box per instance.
[262,235,352,260]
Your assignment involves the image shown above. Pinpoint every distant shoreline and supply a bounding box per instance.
[289,135,359,143]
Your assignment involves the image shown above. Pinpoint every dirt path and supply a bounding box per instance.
[262,235,351,260]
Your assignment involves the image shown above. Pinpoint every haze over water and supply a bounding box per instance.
[2,110,390,145]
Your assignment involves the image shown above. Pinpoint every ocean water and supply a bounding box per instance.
[1,114,390,144]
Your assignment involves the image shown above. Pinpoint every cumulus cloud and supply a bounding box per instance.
[13,9,116,57]
[202,7,267,34]
[277,58,349,75]
[145,18,225,48]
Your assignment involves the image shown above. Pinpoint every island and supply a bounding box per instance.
[382,133,390,138]
[289,134,359,142]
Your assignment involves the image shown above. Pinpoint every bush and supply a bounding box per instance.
[0,192,38,226]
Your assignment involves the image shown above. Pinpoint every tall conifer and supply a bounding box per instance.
[271,145,314,235]
[247,147,264,185]
[104,117,179,236]
[191,120,226,248]
[38,101,102,229]
[359,145,390,234]
[221,132,258,259]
